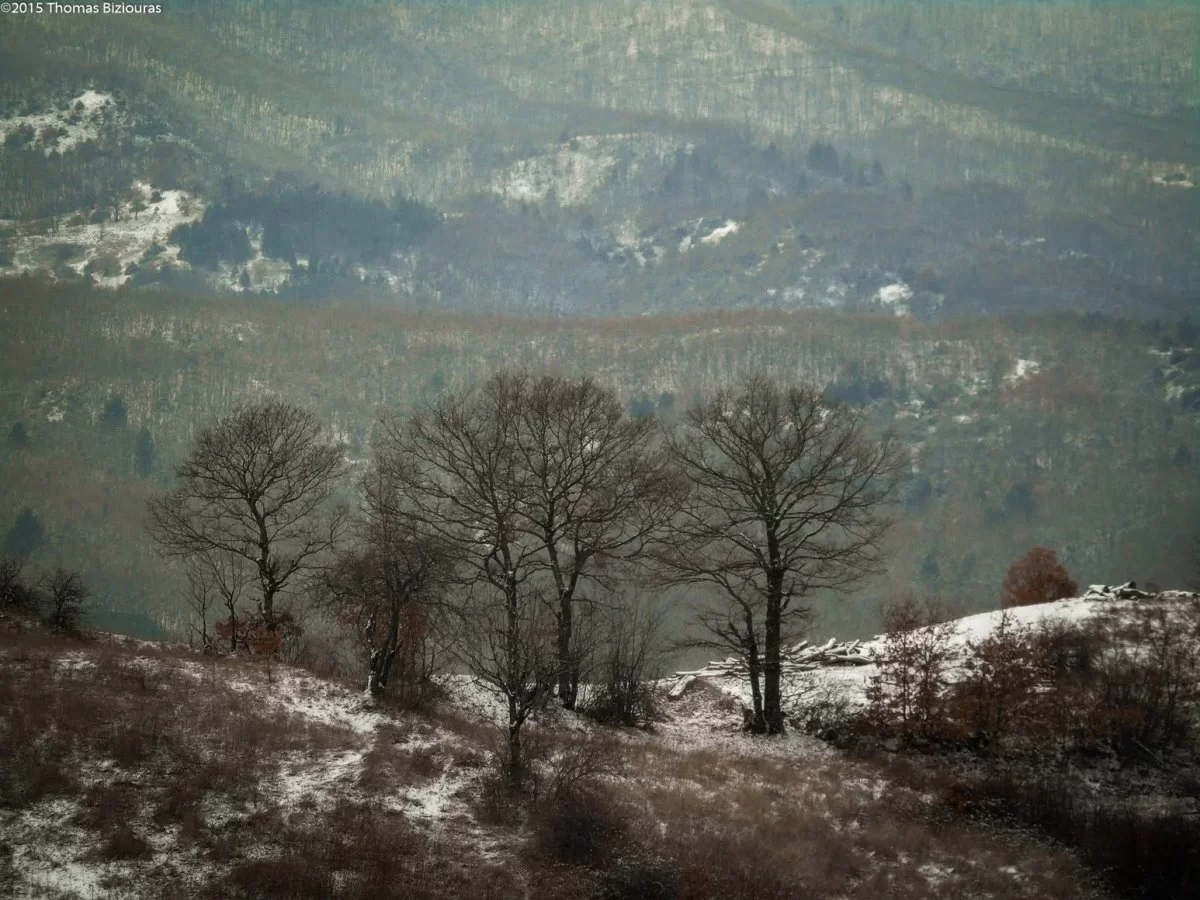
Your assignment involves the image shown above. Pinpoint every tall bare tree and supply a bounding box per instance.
[183,549,251,653]
[512,374,681,709]
[657,375,901,734]
[322,460,453,699]
[148,398,346,632]
[375,372,552,784]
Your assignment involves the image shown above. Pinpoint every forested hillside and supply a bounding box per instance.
[2,278,1197,636]
[0,0,1195,318]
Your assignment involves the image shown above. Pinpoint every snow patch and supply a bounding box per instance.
[699,219,740,246]
[874,282,913,316]
[0,91,114,156]
[1006,358,1040,384]
[1,180,204,288]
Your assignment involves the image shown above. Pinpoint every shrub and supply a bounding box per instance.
[1000,547,1077,608]
[100,824,153,861]
[42,568,89,634]
[953,612,1051,746]
[0,556,39,616]
[1088,602,1200,751]
[533,792,629,868]
[949,775,1200,900]
[865,597,958,739]
[952,602,1200,755]
[581,598,662,729]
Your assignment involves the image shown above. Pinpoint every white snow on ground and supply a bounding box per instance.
[0,91,114,156]
[491,143,617,206]
[874,281,913,316]
[222,669,386,736]
[274,748,366,807]
[1006,357,1041,384]
[1151,173,1194,189]
[699,219,740,246]
[679,591,1181,713]
[1,180,204,287]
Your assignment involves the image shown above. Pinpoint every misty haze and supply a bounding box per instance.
[1,2,1198,898]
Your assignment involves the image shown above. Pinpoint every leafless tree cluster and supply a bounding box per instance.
[319,461,454,701]
[369,371,680,782]
[1,554,93,635]
[148,373,899,772]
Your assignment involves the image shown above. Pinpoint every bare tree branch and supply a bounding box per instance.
[654,375,902,733]
[147,398,347,632]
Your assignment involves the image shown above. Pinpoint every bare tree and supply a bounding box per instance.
[43,568,89,635]
[0,555,38,616]
[656,375,901,734]
[512,374,680,709]
[322,461,454,700]
[581,588,666,728]
[375,373,553,784]
[184,550,251,653]
[147,398,346,632]
[865,597,958,739]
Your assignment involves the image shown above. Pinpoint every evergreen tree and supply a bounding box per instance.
[5,508,45,558]
[101,394,128,429]
[134,427,156,477]
[8,421,28,447]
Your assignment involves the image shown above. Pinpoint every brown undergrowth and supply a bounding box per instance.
[1,625,1116,899]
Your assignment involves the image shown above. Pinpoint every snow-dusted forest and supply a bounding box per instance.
[1,2,1198,898]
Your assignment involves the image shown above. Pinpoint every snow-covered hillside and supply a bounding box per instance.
[1,181,204,287]
[0,91,115,157]
[1,604,1142,899]
[676,584,1200,713]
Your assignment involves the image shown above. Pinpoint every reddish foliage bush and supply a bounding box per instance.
[1000,547,1077,609]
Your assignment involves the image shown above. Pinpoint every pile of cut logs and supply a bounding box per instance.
[1083,582,1200,602]
[668,636,876,699]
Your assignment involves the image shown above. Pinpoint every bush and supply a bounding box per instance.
[581,598,662,729]
[0,556,39,616]
[42,568,89,634]
[865,597,958,740]
[952,612,1051,746]
[1000,547,1077,608]
[534,792,629,868]
[224,802,432,900]
[950,602,1200,755]
[949,776,1200,900]
[100,824,153,861]
[1088,602,1200,751]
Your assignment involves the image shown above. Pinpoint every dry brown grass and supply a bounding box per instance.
[578,742,1111,900]
[0,624,1121,899]
[359,725,443,792]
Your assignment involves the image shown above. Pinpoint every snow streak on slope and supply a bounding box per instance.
[678,588,1197,713]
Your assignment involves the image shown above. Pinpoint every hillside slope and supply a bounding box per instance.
[0,615,1126,900]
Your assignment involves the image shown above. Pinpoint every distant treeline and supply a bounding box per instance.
[170,180,440,270]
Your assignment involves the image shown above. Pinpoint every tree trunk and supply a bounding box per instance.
[504,570,524,785]
[507,717,522,786]
[557,591,576,709]
[745,611,767,733]
[366,643,397,696]
[764,569,786,734]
